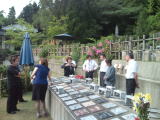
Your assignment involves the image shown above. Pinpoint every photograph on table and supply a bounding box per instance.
[77,97,89,102]
[102,102,117,109]
[71,94,84,99]
[121,113,137,120]
[61,96,72,101]
[80,115,97,120]
[58,93,69,98]
[81,92,94,96]
[110,107,128,115]
[88,95,101,99]
[69,104,83,111]
[74,108,89,117]
[87,105,104,113]
[82,101,96,107]
[93,98,108,104]
[65,100,77,105]
[95,111,113,120]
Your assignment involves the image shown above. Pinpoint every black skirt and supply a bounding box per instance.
[32,84,48,101]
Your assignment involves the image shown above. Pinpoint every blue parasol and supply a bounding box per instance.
[19,32,34,65]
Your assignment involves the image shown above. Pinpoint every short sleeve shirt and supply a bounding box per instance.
[125,59,138,79]
[33,64,50,84]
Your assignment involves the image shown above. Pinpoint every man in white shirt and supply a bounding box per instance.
[99,54,108,87]
[125,52,139,95]
[83,55,98,79]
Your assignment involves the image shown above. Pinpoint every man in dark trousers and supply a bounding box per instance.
[125,52,139,95]
[82,55,98,79]
[99,54,108,87]
[7,55,21,114]
[15,55,27,102]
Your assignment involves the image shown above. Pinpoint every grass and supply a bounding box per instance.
[0,92,52,120]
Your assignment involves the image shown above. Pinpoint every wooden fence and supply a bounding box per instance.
[33,35,160,61]
[33,44,95,57]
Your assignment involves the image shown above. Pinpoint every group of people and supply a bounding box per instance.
[6,52,138,118]
[61,54,116,87]
[61,52,139,95]
[7,56,51,118]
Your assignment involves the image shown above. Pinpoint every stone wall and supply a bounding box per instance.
[112,60,160,108]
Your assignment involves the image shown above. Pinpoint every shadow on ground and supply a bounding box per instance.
[0,92,52,120]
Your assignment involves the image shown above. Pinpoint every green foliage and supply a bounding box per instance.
[0,65,7,75]
[135,9,149,36]
[47,16,68,38]
[0,65,7,97]
[39,44,53,58]
[19,2,39,24]
[71,44,81,63]
[5,19,45,48]
[0,11,6,27]
[6,6,16,25]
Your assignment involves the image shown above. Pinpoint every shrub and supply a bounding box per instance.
[71,44,81,63]
[39,44,53,58]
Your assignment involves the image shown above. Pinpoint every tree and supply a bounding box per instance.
[47,16,68,38]
[32,0,54,32]
[67,0,102,40]
[5,19,45,49]
[19,2,39,24]
[7,7,16,25]
[0,11,5,27]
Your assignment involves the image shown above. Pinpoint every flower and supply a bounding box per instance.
[96,49,103,54]
[144,94,152,102]
[92,46,97,50]
[97,42,103,47]
[133,93,151,120]
[87,51,93,56]
[135,117,140,120]
[105,40,111,44]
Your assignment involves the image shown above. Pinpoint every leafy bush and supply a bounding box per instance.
[39,44,53,58]
[0,65,7,97]
[71,44,81,63]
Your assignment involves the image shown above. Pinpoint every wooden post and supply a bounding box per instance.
[110,40,112,52]
[143,35,146,51]
[153,34,155,50]
[129,36,132,51]
[118,39,121,59]
[137,36,140,50]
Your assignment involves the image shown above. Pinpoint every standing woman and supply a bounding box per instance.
[7,55,21,114]
[61,56,76,77]
[104,59,116,86]
[31,58,51,118]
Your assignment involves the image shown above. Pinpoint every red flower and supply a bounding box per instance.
[135,117,140,120]
[75,75,84,79]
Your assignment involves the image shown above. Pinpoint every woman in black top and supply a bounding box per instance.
[61,56,76,77]
[7,55,21,114]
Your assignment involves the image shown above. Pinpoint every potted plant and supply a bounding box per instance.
[133,93,152,120]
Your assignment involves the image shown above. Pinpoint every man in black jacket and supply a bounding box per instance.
[7,56,21,114]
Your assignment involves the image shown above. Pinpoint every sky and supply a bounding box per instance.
[0,0,40,17]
